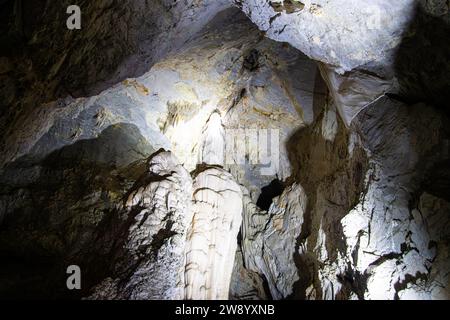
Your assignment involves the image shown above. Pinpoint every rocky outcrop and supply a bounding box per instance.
[236,96,450,300]
[88,151,193,300]
[237,0,414,73]
[341,98,450,300]
[241,183,308,299]
[236,0,450,125]
[87,155,246,300]
[235,0,412,124]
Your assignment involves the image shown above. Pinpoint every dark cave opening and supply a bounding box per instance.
[256,179,285,211]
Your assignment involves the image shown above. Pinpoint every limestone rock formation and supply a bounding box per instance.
[241,183,308,299]
[229,247,269,300]
[342,98,450,300]
[87,154,245,300]
[0,0,449,301]
[235,96,450,300]
[237,0,450,125]
[89,151,193,300]
[185,167,243,300]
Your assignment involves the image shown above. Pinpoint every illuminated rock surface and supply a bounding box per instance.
[185,167,243,299]
[88,151,193,299]
[237,0,450,125]
[0,0,449,300]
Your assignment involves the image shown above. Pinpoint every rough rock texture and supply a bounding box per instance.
[229,247,269,300]
[87,156,245,300]
[237,98,370,299]
[396,193,450,299]
[235,0,411,123]
[0,0,231,160]
[0,6,324,204]
[237,0,414,73]
[88,160,245,300]
[236,0,450,125]
[88,151,193,300]
[342,98,450,300]
[241,183,308,299]
[0,146,245,299]
[0,122,154,298]
[236,97,450,300]
[1,0,449,301]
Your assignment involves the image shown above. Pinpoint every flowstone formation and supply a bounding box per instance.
[185,167,243,300]
[88,151,193,300]
[87,152,244,300]
[0,0,449,300]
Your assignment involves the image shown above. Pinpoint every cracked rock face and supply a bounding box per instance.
[342,98,450,300]
[237,0,450,125]
[88,151,193,300]
[1,0,449,300]
[241,183,308,299]
[87,153,244,300]
[235,96,450,300]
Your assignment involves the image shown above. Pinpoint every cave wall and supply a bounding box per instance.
[236,96,450,300]
[0,0,449,300]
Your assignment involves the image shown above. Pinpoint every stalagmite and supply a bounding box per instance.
[1,0,449,301]
[185,167,243,299]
